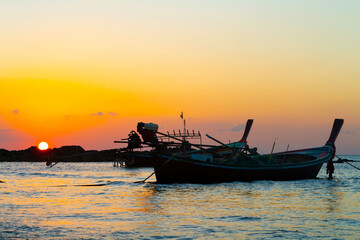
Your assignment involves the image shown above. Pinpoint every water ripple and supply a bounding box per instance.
[0,161,359,239]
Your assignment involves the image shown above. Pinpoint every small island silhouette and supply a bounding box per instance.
[0,146,118,162]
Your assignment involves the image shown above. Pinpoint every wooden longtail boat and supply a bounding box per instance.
[114,122,203,167]
[114,120,254,167]
[153,119,344,183]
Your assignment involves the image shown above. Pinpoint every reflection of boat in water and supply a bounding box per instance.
[153,119,344,183]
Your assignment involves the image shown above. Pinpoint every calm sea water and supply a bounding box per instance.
[1,155,359,239]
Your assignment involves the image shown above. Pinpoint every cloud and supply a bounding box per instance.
[93,112,104,116]
[344,128,360,135]
[91,111,118,116]
[0,129,13,132]
[0,129,14,143]
[345,131,355,134]
[219,124,245,132]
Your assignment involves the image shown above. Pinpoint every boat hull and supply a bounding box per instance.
[155,160,323,183]
[121,152,154,167]
[154,146,333,183]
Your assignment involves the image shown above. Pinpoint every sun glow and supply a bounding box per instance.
[38,142,49,151]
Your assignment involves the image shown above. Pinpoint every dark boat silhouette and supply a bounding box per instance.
[153,119,344,183]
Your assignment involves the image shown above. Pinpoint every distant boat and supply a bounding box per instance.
[114,122,204,167]
[153,119,344,183]
[114,119,254,167]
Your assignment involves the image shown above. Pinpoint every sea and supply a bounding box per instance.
[1,155,359,240]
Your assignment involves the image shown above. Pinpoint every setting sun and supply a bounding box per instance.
[38,142,49,151]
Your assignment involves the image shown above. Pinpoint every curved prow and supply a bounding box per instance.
[240,119,254,143]
[326,119,344,147]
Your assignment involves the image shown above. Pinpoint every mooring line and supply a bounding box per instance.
[344,161,360,171]
[134,153,177,183]
[335,155,360,163]
[334,155,360,171]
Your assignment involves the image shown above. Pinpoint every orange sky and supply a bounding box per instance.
[1,1,359,153]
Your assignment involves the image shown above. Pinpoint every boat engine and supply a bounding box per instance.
[137,122,159,145]
[127,130,142,149]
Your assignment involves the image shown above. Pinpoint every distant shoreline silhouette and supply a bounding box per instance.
[0,145,118,162]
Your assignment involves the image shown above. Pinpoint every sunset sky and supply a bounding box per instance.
[1,1,359,154]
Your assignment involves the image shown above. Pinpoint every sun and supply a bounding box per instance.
[38,142,49,151]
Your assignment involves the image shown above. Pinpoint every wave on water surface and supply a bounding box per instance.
[0,160,359,239]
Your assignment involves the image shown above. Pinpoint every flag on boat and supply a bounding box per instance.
[180,112,183,119]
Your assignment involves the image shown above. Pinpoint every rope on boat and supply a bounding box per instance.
[134,153,177,183]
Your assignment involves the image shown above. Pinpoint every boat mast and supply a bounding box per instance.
[181,111,186,142]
